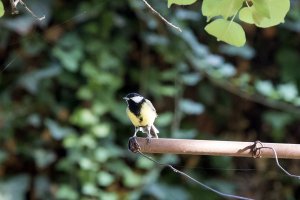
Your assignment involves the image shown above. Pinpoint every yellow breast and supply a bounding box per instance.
[126,103,157,127]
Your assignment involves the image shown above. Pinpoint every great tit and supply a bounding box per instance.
[123,93,159,139]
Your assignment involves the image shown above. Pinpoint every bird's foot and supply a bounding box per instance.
[128,136,141,153]
[146,136,152,144]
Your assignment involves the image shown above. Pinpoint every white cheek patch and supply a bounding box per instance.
[131,96,143,103]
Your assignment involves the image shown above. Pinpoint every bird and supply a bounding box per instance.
[123,93,159,139]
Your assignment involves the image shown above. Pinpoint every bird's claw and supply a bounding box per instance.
[128,136,141,153]
[146,136,151,144]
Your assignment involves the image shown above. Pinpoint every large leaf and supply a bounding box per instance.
[252,0,270,19]
[202,0,243,20]
[204,19,246,47]
[201,0,221,21]
[219,0,243,19]
[0,0,4,17]
[239,0,290,28]
[168,0,197,8]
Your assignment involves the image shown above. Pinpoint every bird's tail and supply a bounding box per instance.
[150,125,159,138]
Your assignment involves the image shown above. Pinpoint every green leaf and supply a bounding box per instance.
[18,65,61,94]
[239,0,290,28]
[0,150,7,164]
[99,192,118,200]
[82,183,99,196]
[70,108,98,127]
[252,0,271,19]
[201,0,221,21]
[63,134,79,148]
[136,156,155,169]
[263,111,293,141]
[45,119,72,140]
[255,80,275,96]
[0,174,30,200]
[52,34,83,72]
[78,158,97,170]
[204,19,246,47]
[277,83,298,102]
[219,0,243,19]
[0,0,5,17]
[97,172,115,186]
[181,73,202,86]
[276,49,300,82]
[55,185,78,200]
[202,0,243,20]
[179,99,204,115]
[122,169,142,187]
[158,85,177,96]
[52,46,83,72]
[90,123,110,138]
[77,87,93,100]
[79,135,97,148]
[156,112,173,127]
[219,44,255,59]
[34,149,56,168]
[168,0,197,8]
[94,147,109,163]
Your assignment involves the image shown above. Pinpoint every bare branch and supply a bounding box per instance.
[131,137,300,159]
[206,76,300,115]
[0,58,16,73]
[19,0,45,21]
[142,0,182,32]
[9,0,45,20]
[258,146,300,179]
[9,0,19,14]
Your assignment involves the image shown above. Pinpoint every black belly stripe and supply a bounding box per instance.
[128,99,145,116]
[139,117,143,123]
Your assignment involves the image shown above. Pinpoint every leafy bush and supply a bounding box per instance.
[0,0,300,199]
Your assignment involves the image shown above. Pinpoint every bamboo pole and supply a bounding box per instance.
[130,137,300,159]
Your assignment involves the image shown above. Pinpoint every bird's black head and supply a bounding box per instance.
[124,93,141,99]
[123,93,145,104]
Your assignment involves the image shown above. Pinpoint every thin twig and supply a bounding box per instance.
[141,0,182,32]
[128,137,254,200]
[0,58,16,73]
[9,0,45,20]
[245,0,251,8]
[9,0,19,14]
[137,150,254,200]
[258,146,300,179]
[19,0,45,21]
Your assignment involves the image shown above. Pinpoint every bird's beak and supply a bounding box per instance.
[123,97,129,100]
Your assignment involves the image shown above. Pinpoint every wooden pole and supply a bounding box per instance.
[131,137,300,159]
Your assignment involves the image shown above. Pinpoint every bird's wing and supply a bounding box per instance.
[145,99,157,113]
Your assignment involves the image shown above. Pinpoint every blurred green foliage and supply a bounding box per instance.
[0,0,300,200]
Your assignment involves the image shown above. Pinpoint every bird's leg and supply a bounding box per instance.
[133,127,139,137]
[146,126,152,144]
[151,125,159,138]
